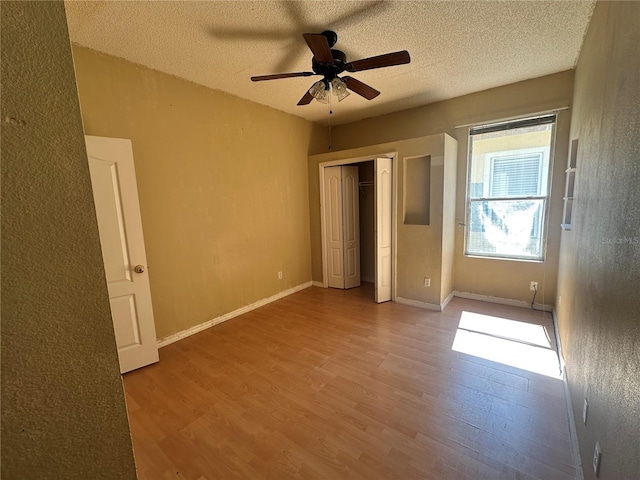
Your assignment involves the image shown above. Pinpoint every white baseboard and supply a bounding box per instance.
[441,291,454,310]
[157,281,313,348]
[552,309,583,480]
[311,280,324,287]
[396,296,442,311]
[551,309,566,371]
[396,291,455,312]
[562,365,584,480]
[452,291,553,312]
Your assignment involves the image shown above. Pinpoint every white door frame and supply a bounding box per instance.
[319,152,397,301]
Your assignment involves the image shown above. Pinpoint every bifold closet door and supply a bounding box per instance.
[375,157,392,303]
[324,166,361,289]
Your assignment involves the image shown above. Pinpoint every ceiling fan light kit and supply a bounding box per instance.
[308,78,350,104]
[251,30,410,109]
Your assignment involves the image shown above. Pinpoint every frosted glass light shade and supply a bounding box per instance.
[309,80,329,104]
[331,78,350,102]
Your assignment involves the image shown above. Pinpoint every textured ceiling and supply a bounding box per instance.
[64,1,595,126]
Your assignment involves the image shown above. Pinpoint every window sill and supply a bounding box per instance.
[463,253,545,264]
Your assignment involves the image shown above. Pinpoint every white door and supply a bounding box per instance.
[85,136,159,373]
[325,166,344,288]
[324,165,361,289]
[375,158,392,303]
[342,166,361,289]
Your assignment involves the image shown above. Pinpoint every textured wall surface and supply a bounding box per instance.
[71,46,325,340]
[556,2,640,479]
[1,2,137,478]
[327,72,574,305]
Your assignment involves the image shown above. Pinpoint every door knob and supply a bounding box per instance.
[134,265,145,274]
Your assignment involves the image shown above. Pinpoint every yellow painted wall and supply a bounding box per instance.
[331,72,573,306]
[71,46,326,340]
[1,2,136,477]
[556,2,640,479]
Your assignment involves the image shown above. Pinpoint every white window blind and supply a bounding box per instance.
[490,154,542,197]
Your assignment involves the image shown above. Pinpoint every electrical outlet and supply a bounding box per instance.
[583,398,588,425]
[278,271,283,280]
[593,441,602,477]
[424,277,430,287]
[530,281,538,291]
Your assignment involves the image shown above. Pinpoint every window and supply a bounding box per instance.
[465,115,556,260]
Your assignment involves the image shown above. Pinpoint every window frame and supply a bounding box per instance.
[464,114,557,262]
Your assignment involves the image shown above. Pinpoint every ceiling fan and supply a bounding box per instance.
[251,30,410,106]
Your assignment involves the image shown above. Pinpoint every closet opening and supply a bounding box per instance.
[319,155,395,303]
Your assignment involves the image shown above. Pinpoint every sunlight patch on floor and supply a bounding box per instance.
[452,311,562,379]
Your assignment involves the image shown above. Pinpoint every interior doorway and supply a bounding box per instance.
[319,155,395,303]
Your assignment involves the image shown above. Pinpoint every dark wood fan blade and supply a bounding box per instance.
[346,50,410,72]
[251,72,316,82]
[342,76,380,100]
[297,90,314,106]
[303,33,333,63]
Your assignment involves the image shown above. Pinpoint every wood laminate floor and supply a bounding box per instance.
[123,284,576,480]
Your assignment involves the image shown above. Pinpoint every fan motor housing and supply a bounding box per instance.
[312,49,347,80]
